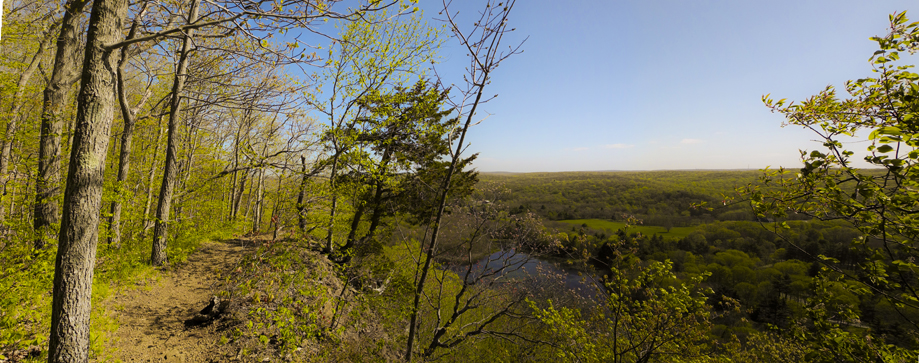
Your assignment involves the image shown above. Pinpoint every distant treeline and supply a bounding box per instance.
[479,170,766,224]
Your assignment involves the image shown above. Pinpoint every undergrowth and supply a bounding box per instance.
[214,231,554,362]
[0,218,244,362]
[217,237,342,361]
[215,236,426,362]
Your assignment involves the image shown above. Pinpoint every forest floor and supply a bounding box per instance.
[102,237,257,363]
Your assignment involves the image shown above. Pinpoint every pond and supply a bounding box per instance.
[451,250,601,299]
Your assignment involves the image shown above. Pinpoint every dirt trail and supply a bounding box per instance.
[105,240,251,363]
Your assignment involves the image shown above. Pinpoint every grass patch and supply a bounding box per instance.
[557,219,697,239]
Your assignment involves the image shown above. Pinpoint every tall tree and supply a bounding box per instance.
[140,116,164,236]
[48,0,128,359]
[107,1,155,247]
[33,0,88,248]
[339,80,460,254]
[404,1,523,360]
[311,7,440,253]
[0,14,57,221]
[150,0,200,266]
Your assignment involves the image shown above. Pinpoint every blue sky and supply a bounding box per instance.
[414,0,917,172]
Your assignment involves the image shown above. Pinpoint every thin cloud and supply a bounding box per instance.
[572,147,590,151]
[603,143,634,149]
[680,138,704,144]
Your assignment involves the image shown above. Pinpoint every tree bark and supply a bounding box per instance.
[270,165,286,239]
[106,3,154,246]
[296,155,309,232]
[173,114,202,226]
[228,163,238,220]
[228,133,241,219]
[0,22,58,223]
[324,152,340,253]
[362,149,393,245]
[342,201,365,252]
[140,116,164,236]
[344,150,392,253]
[108,44,151,247]
[34,0,88,249]
[243,175,254,218]
[151,0,199,266]
[364,177,387,242]
[231,170,247,220]
[251,166,264,233]
[48,0,128,360]
[229,106,253,220]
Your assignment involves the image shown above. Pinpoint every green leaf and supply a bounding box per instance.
[877,126,902,136]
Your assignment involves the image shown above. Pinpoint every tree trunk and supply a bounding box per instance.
[141,116,164,235]
[270,165,286,240]
[224,169,235,222]
[173,116,202,227]
[229,142,240,219]
[151,0,199,266]
[48,0,128,360]
[405,58,492,363]
[35,0,89,249]
[250,138,270,233]
[228,160,239,220]
[108,45,151,247]
[221,181,229,222]
[362,149,393,244]
[324,152,340,253]
[229,106,252,221]
[364,178,387,242]
[243,175,254,218]
[178,107,201,194]
[107,111,132,247]
[342,201,365,252]
[344,151,392,253]
[296,155,309,232]
[251,166,264,233]
[231,170,247,220]
[0,22,57,223]
[6,158,19,220]
[228,169,237,220]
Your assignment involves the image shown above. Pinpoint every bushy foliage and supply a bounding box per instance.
[709,11,919,360]
[532,248,713,363]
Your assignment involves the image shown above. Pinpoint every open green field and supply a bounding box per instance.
[557,219,697,239]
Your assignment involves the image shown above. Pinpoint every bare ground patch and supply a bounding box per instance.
[103,239,252,362]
